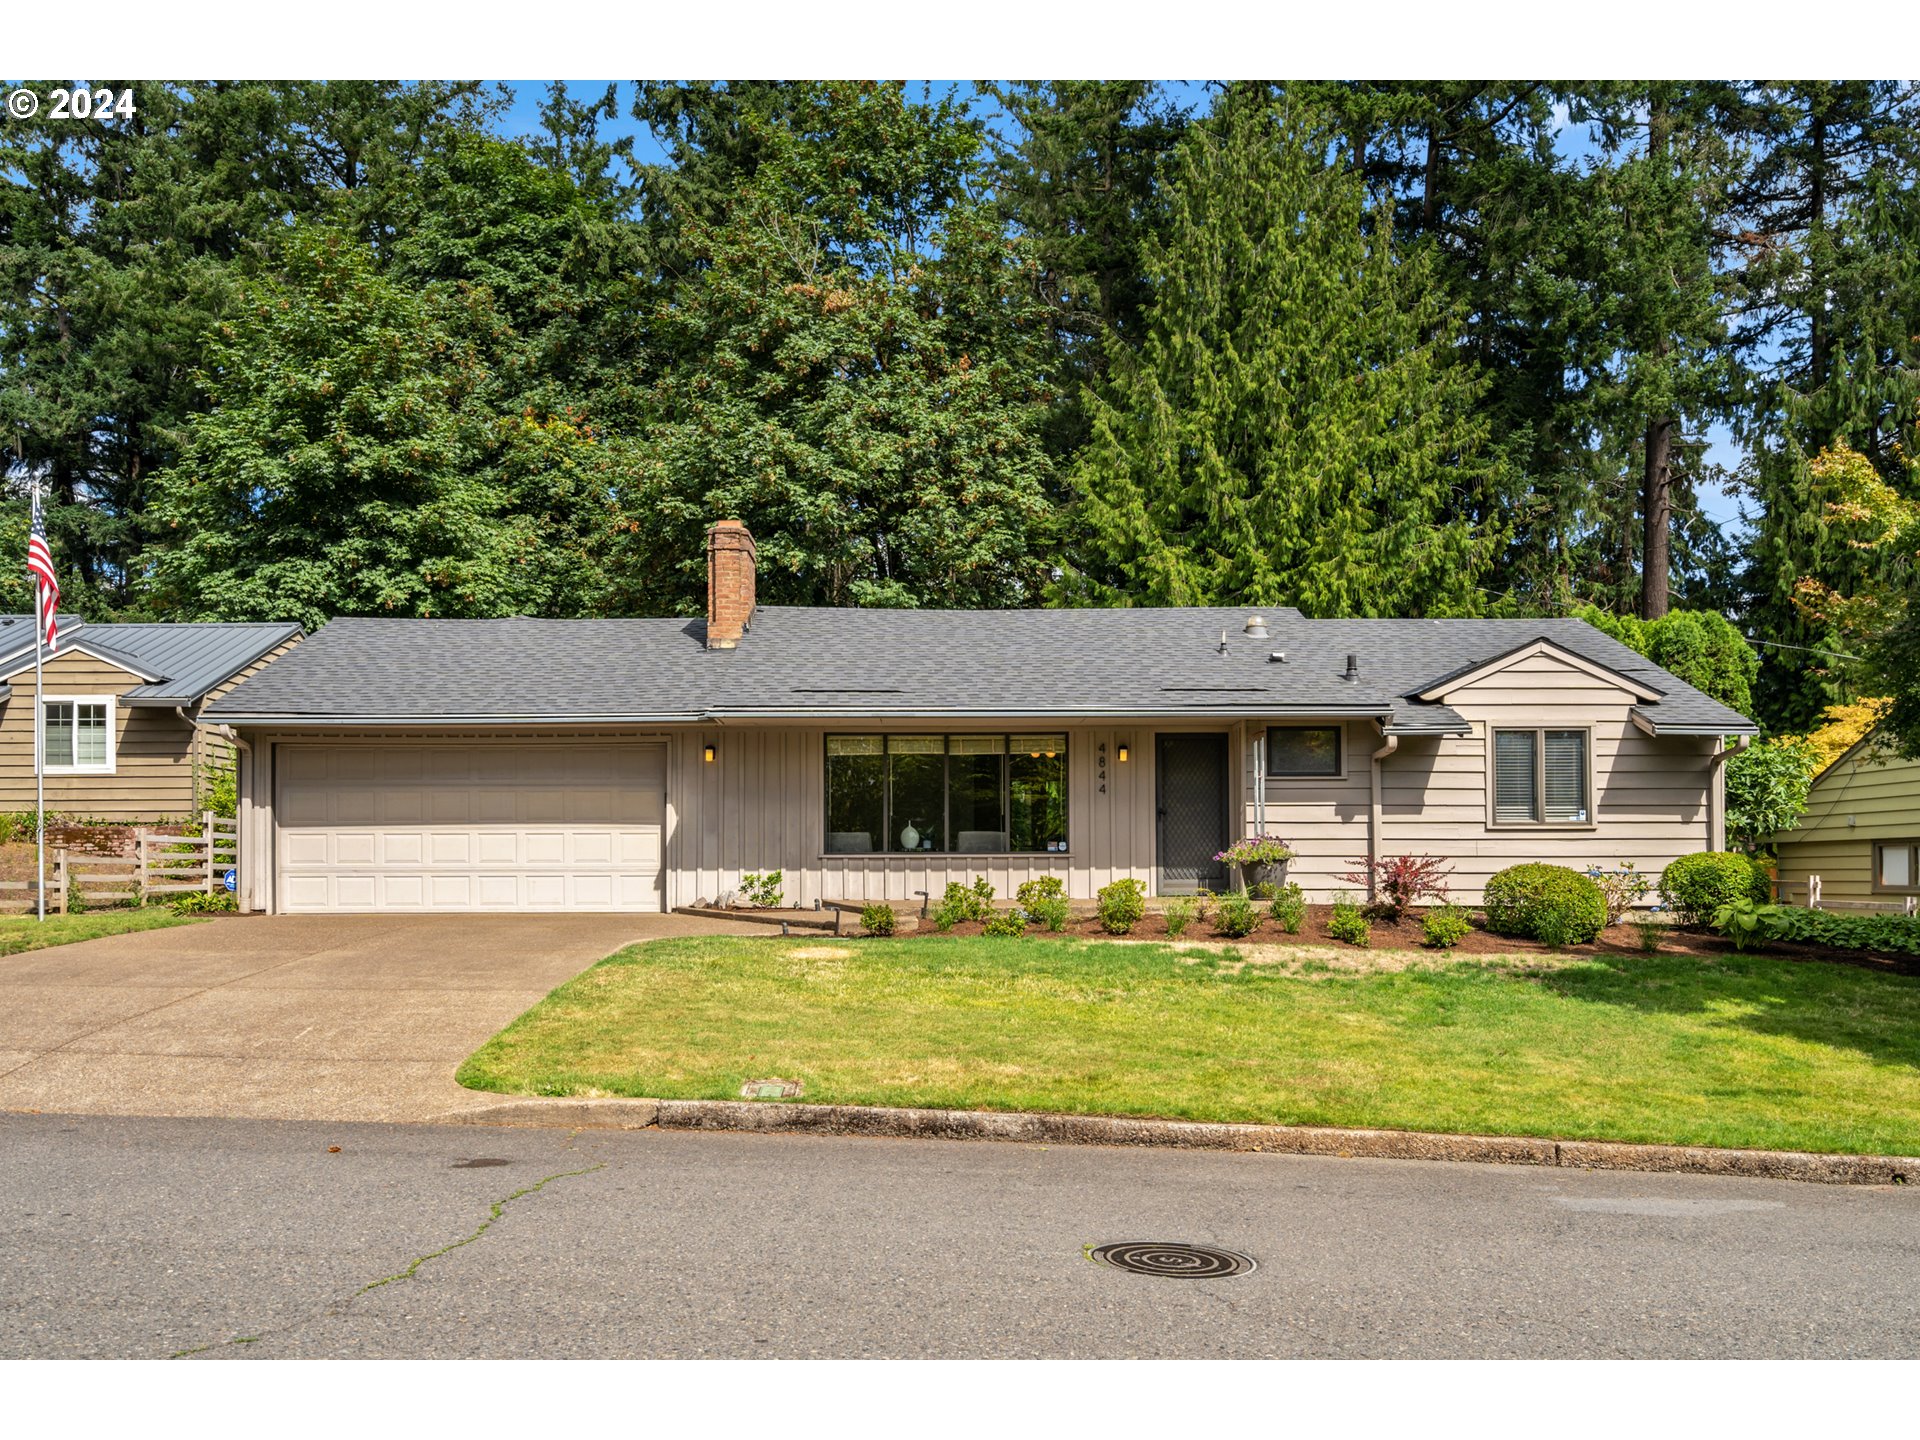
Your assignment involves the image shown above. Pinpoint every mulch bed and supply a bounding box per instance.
[866,903,1920,978]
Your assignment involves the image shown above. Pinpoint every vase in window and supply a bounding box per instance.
[900,821,920,851]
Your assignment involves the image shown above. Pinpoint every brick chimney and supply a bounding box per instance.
[705,519,756,649]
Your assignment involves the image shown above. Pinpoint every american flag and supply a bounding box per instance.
[27,485,58,652]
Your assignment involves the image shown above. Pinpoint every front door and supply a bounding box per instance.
[1156,734,1228,894]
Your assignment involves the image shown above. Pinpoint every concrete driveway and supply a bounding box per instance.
[0,913,767,1124]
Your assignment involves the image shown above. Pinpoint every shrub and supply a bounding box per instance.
[1724,738,1818,851]
[1027,895,1071,933]
[1268,883,1306,933]
[1710,904,1920,957]
[1659,851,1771,926]
[1482,863,1607,945]
[205,764,239,821]
[170,890,238,915]
[1327,895,1371,948]
[1015,877,1065,908]
[1585,861,1651,925]
[1247,881,1277,901]
[1341,853,1452,921]
[933,877,995,930]
[1422,904,1472,949]
[1214,890,1259,939]
[740,870,785,909]
[983,908,1028,938]
[1096,877,1147,935]
[860,901,897,937]
[1162,896,1195,938]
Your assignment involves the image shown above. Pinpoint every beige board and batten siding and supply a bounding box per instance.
[1773,742,1920,904]
[664,723,1160,908]
[0,650,200,821]
[1242,652,1721,904]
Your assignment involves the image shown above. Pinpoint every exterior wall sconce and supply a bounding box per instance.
[1117,742,1131,763]
[703,743,717,764]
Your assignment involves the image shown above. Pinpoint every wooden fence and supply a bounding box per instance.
[0,813,238,915]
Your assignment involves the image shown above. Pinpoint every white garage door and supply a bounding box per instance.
[275,743,666,913]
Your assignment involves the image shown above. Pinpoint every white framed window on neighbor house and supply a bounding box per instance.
[1489,726,1591,826]
[41,696,116,775]
[1874,841,1920,894]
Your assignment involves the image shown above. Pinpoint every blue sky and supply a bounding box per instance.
[490,81,1747,535]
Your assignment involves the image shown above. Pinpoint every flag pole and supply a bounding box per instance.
[33,474,45,923]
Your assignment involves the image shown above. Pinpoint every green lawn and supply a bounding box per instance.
[0,907,200,955]
[457,936,1920,1157]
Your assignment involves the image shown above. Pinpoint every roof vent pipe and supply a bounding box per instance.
[1243,615,1269,639]
[1344,653,1359,682]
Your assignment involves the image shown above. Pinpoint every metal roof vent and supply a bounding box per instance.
[1243,614,1269,639]
[1344,653,1359,682]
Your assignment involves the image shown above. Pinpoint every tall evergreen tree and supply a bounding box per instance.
[1064,97,1497,614]
[1727,82,1920,729]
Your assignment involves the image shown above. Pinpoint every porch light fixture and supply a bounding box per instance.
[703,743,717,764]
[1117,742,1131,763]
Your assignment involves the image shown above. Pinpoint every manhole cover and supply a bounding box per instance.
[451,1158,511,1168]
[740,1078,804,1099]
[1090,1242,1256,1278]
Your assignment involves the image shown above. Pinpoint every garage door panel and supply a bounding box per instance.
[277,743,665,913]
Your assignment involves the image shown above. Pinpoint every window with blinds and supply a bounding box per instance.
[1493,728,1588,824]
[1493,730,1536,822]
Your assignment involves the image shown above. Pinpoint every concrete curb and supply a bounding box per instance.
[444,1096,1920,1187]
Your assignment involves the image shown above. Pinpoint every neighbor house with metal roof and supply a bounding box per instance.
[203,519,1757,915]
[0,616,302,822]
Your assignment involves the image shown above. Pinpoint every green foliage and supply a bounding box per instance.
[1026,896,1071,934]
[1063,97,1498,615]
[204,765,239,822]
[1482,864,1607,945]
[983,908,1029,938]
[859,902,897,937]
[169,890,239,915]
[1711,904,1920,958]
[1659,851,1772,926]
[1268,883,1306,934]
[1723,739,1819,849]
[933,877,997,931]
[1422,905,1473,950]
[1096,877,1147,935]
[1161,896,1195,938]
[1213,891,1259,939]
[1573,606,1759,716]
[1635,917,1665,954]
[1327,895,1372,948]
[739,871,785,909]
[1015,877,1066,908]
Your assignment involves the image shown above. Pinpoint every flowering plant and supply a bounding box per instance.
[1215,835,1295,867]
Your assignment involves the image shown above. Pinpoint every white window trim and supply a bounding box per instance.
[1484,724,1596,831]
[40,694,118,776]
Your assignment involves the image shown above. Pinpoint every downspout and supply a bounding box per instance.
[178,708,256,912]
[1708,734,1750,853]
[1368,727,1399,903]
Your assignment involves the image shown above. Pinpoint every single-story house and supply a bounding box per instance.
[1773,729,1920,908]
[0,616,303,822]
[202,520,1757,915]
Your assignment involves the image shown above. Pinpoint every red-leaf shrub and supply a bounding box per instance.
[1343,854,1453,921]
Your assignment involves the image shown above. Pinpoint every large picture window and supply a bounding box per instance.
[43,698,113,774]
[1266,725,1342,777]
[1492,727,1589,824]
[824,734,1067,854]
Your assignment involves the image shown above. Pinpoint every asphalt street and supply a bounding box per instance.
[4,1112,1918,1359]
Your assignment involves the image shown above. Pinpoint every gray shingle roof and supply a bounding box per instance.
[0,619,303,704]
[203,608,1756,734]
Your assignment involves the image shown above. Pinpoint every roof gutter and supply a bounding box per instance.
[209,704,1402,727]
[1631,710,1761,738]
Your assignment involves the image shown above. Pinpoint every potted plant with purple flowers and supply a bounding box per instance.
[1215,835,1295,890]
